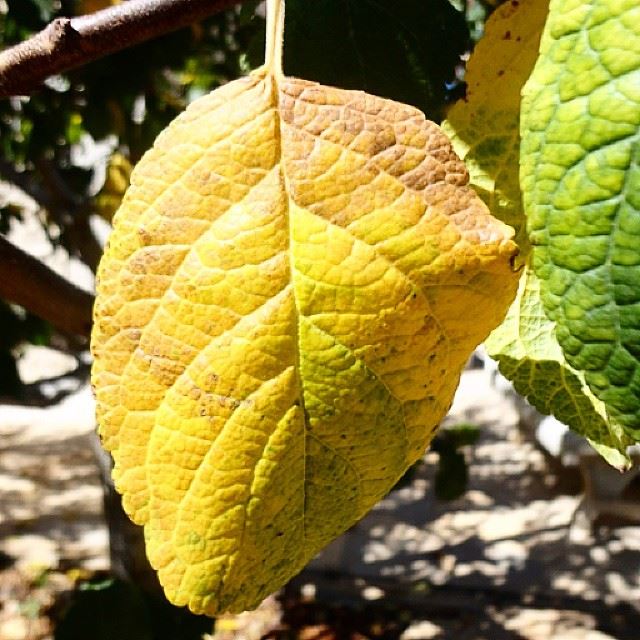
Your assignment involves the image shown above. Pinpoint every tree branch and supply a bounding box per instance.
[0,234,94,338]
[0,0,246,98]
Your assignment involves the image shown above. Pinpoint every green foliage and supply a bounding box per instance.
[521,0,640,439]
[445,0,640,463]
[1,1,264,167]
[486,269,633,469]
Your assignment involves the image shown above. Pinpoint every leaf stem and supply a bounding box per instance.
[264,0,285,77]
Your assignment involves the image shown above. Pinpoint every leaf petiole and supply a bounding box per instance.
[264,0,285,77]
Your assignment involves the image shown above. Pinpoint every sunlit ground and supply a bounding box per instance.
[1,347,639,639]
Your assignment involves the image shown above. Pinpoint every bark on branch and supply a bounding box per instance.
[0,0,246,98]
[0,234,94,338]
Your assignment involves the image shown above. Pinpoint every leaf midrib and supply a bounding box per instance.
[271,72,309,546]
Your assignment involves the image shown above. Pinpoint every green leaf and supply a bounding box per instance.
[284,0,469,120]
[486,265,633,470]
[444,0,636,464]
[521,0,640,439]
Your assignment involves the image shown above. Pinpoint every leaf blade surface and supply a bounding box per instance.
[92,71,518,614]
[444,0,637,462]
[521,0,640,437]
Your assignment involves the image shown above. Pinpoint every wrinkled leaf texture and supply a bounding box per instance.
[444,0,636,465]
[92,68,518,615]
[522,0,640,440]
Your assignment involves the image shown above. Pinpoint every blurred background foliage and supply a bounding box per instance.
[0,0,495,389]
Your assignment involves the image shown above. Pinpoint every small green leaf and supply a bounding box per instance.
[65,112,85,145]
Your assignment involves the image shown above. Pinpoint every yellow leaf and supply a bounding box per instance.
[91,0,518,616]
[95,152,132,223]
[442,0,549,251]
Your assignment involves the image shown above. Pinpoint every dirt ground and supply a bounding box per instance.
[1,346,639,640]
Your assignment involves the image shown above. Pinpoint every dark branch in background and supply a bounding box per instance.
[0,234,94,337]
[0,0,246,98]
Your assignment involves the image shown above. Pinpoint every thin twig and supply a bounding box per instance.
[0,0,246,98]
[0,234,94,337]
